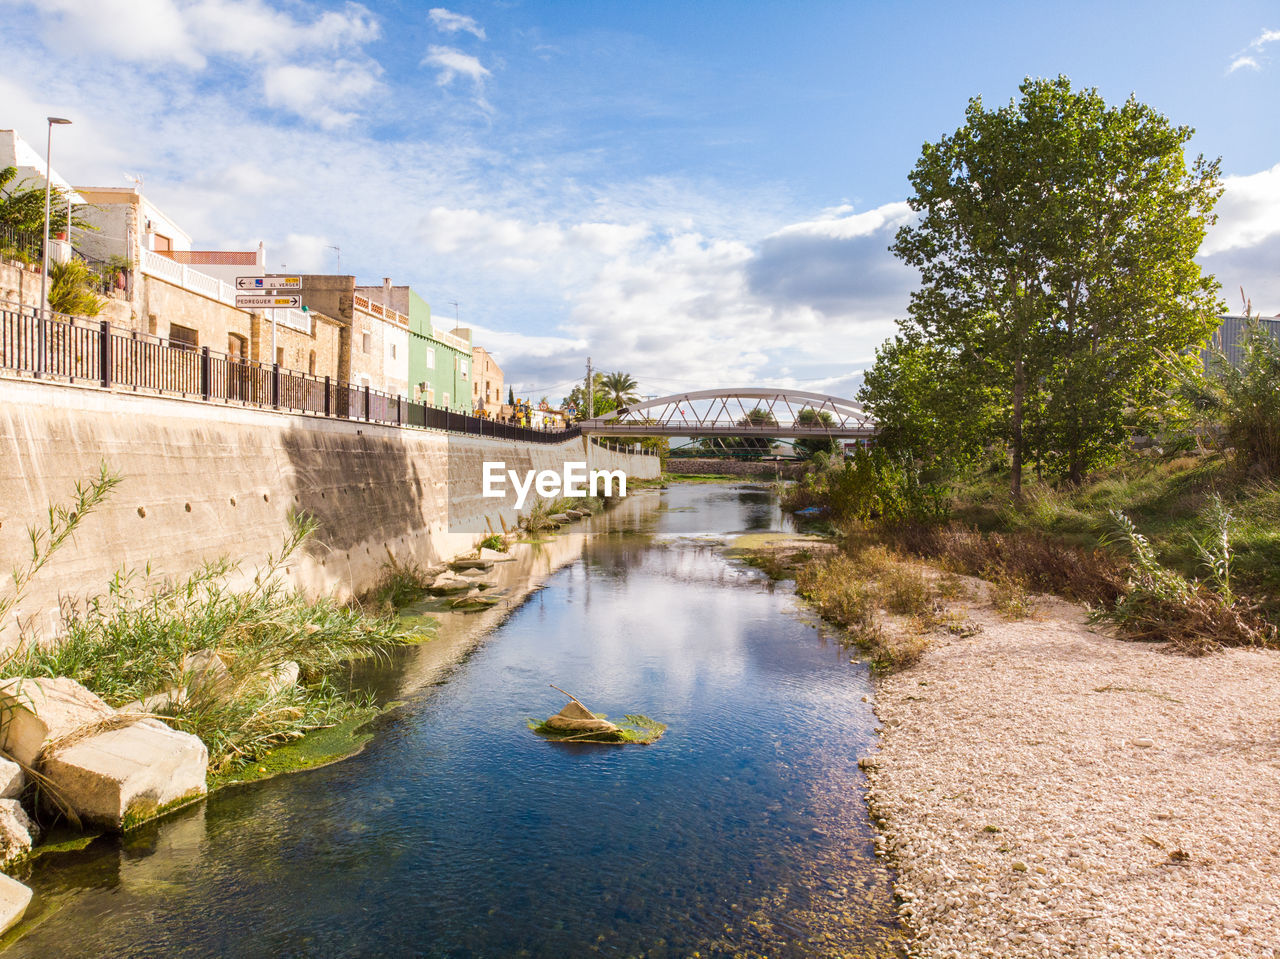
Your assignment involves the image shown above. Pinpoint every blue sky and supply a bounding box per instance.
[2,0,1278,400]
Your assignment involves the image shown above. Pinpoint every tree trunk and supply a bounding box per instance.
[1011,358,1025,498]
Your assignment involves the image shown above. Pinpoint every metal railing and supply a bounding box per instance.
[0,224,42,264]
[0,305,590,446]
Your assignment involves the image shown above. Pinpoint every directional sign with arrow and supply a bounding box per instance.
[236,275,302,291]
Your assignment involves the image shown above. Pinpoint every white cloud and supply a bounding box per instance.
[769,201,913,241]
[428,8,486,40]
[423,45,491,87]
[188,0,380,59]
[25,0,204,68]
[1200,163,1280,256]
[263,60,383,128]
[1228,27,1280,73]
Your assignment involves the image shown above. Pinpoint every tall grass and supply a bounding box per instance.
[1091,502,1276,654]
[2,494,419,775]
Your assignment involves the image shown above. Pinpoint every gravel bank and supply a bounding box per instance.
[864,589,1280,958]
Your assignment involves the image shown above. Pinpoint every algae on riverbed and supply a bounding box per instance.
[528,713,666,745]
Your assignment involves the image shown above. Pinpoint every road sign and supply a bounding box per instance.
[235,294,302,309]
[236,275,302,291]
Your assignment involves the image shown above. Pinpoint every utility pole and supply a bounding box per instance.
[586,356,593,420]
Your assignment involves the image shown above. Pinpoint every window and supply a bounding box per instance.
[276,347,284,366]
[390,343,397,360]
[443,392,450,408]
[152,232,172,253]
[426,347,435,370]
[459,358,468,375]
[362,331,372,354]
[168,323,198,351]
[308,351,316,375]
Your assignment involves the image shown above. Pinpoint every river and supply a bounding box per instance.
[6,483,900,958]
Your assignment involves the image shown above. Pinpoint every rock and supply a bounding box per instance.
[257,661,299,698]
[547,514,571,526]
[543,699,619,734]
[428,572,472,594]
[181,650,233,699]
[449,558,494,571]
[0,873,32,935]
[1011,861,1028,872]
[1132,738,1155,748]
[0,677,114,767]
[478,547,515,562]
[0,798,37,864]
[39,717,208,831]
[119,687,186,715]
[0,758,22,799]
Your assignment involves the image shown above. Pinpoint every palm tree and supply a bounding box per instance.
[600,371,640,410]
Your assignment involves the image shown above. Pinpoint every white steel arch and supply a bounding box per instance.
[579,388,876,438]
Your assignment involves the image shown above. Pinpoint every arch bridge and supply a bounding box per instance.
[579,388,876,439]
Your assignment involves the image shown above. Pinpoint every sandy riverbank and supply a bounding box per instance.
[864,585,1280,958]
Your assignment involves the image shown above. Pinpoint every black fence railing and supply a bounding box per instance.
[0,224,41,264]
[0,306,623,448]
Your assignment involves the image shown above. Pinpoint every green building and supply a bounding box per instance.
[405,289,473,413]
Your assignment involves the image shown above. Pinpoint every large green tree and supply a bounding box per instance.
[889,76,1223,493]
[859,333,998,470]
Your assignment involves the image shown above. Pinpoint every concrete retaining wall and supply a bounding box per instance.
[0,377,657,645]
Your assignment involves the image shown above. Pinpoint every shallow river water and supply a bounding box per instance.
[7,483,900,958]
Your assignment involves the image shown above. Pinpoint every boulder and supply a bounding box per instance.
[449,558,494,571]
[40,717,208,831]
[258,661,299,698]
[543,700,619,734]
[118,687,186,715]
[478,548,515,562]
[181,649,234,699]
[0,758,22,799]
[0,873,32,935]
[0,798,37,864]
[428,572,472,595]
[0,677,114,767]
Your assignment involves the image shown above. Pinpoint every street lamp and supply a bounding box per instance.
[37,117,71,378]
[39,117,73,318]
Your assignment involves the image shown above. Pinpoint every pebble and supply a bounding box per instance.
[862,587,1280,959]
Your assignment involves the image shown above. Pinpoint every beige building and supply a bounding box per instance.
[470,343,504,413]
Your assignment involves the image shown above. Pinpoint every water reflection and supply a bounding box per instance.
[5,483,900,958]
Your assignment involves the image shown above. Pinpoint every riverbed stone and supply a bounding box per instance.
[429,572,472,594]
[119,687,186,715]
[181,649,234,699]
[544,700,619,734]
[0,758,22,799]
[258,661,299,697]
[0,873,32,935]
[0,799,37,863]
[39,718,208,831]
[449,558,494,571]
[0,677,115,767]
[477,548,515,562]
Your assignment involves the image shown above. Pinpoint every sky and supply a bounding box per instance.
[1,0,1278,401]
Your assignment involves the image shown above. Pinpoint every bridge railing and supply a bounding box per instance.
[0,305,582,446]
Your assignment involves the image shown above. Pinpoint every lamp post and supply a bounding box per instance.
[37,117,72,377]
[39,117,73,318]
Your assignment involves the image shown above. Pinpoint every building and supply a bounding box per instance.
[75,185,339,374]
[1206,314,1280,368]
[0,129,85,266]
[356,281,472,411]
[463,339,504,415]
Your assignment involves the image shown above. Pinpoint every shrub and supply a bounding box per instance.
[48,259,105,317]
[1092,502,1276,654]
